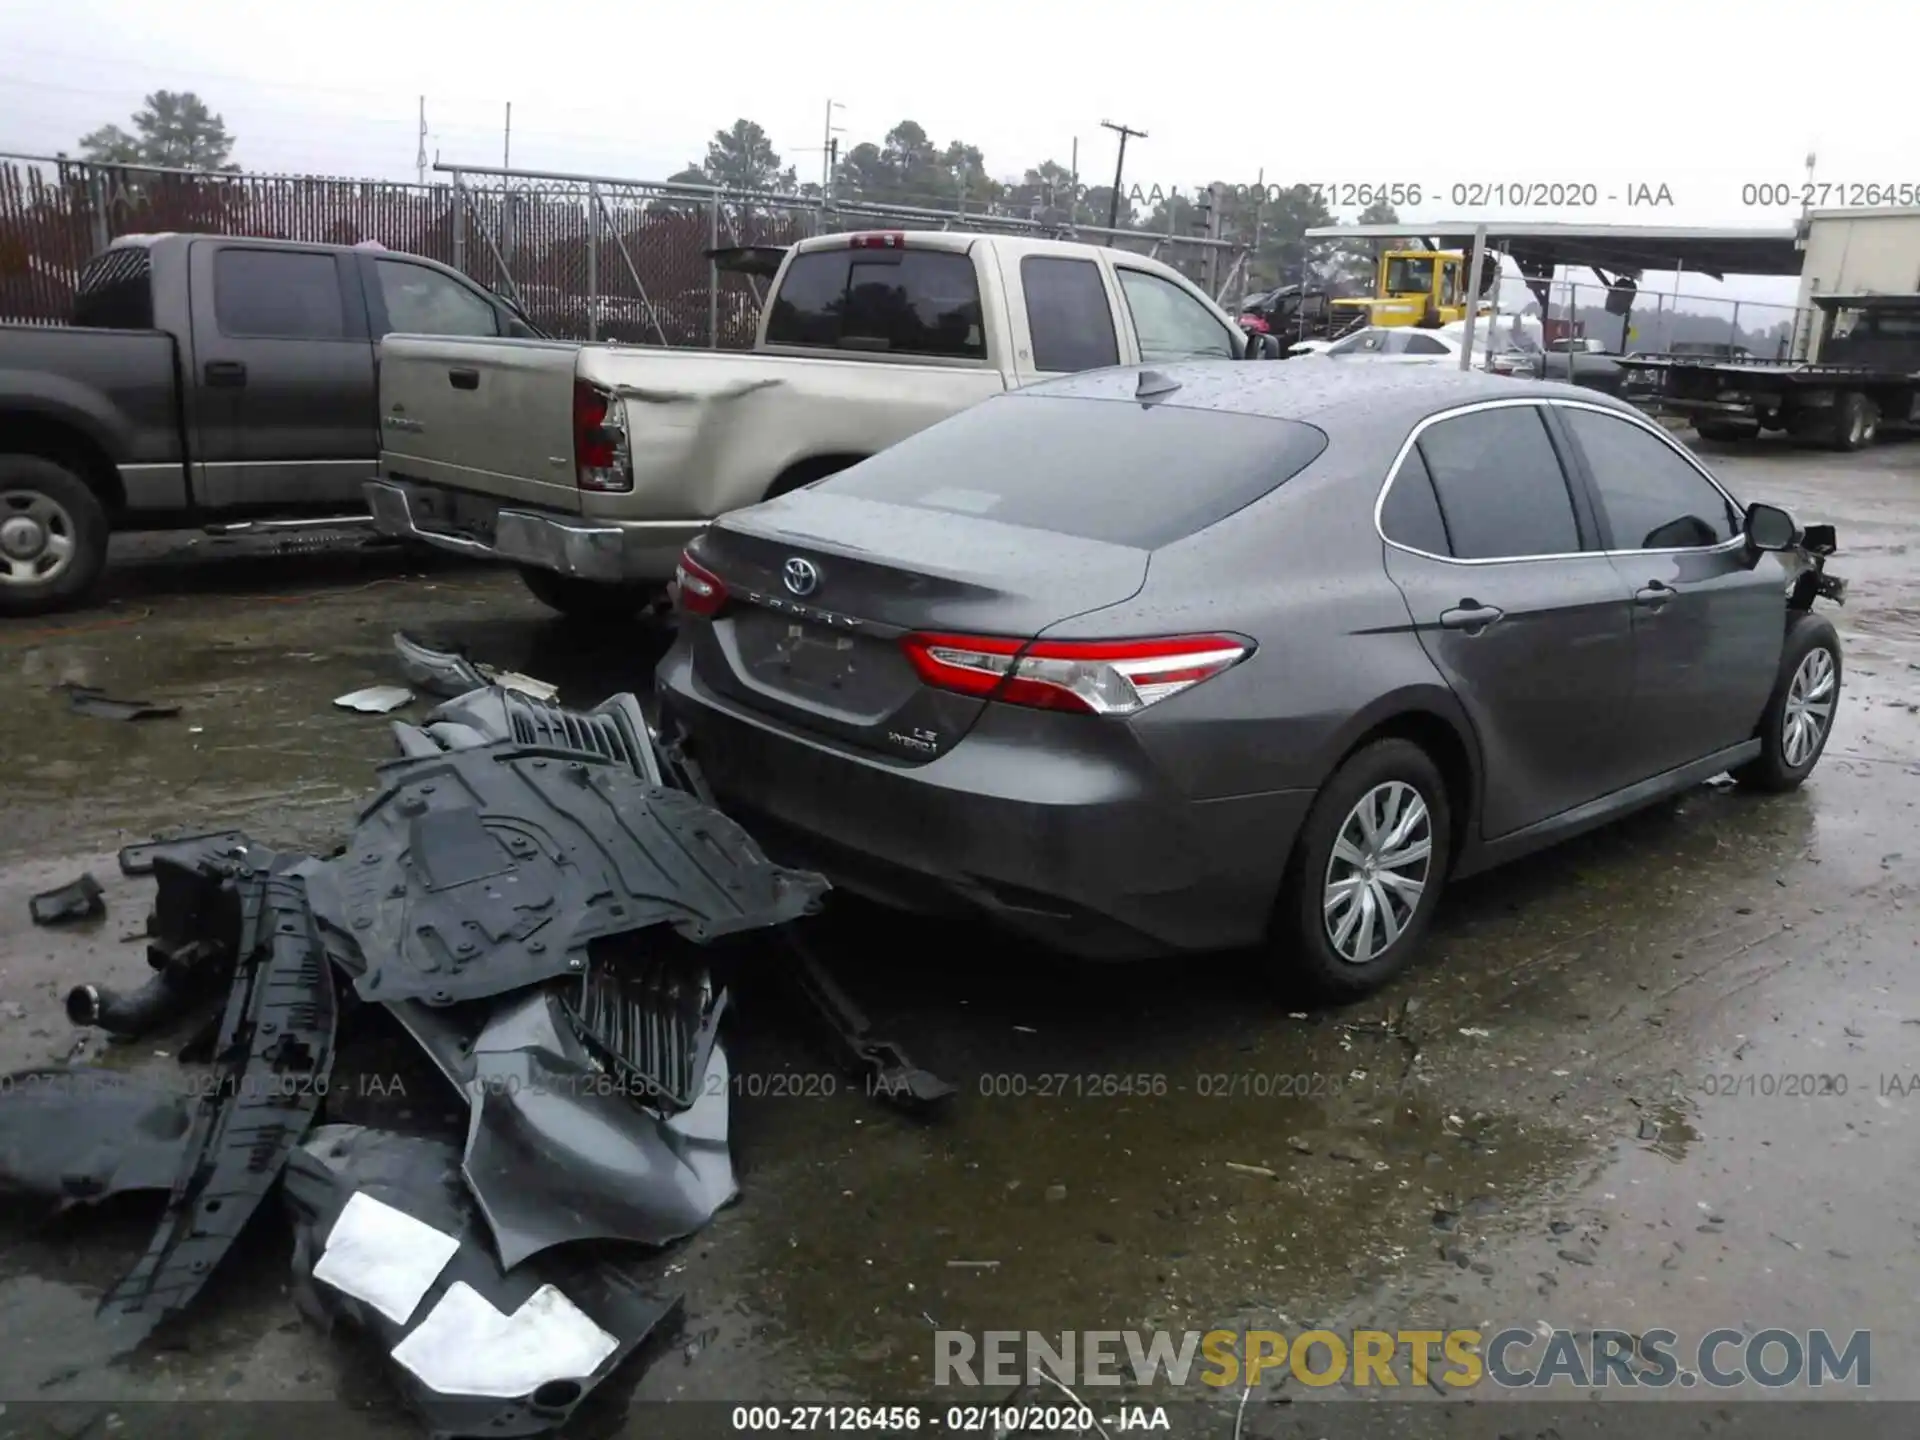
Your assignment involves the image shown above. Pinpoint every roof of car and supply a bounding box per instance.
[1018,360,1622,427]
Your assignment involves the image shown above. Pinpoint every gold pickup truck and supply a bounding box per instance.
[366,229,1255,618]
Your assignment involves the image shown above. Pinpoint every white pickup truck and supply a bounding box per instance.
[366,229,1261,617]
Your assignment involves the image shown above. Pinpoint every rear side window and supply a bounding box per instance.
[1403,333,1449,355]
[214,249,346,339]
[1416,405,1579,560]
[1021,256,1118,372]
[765,248,984,359]
[1379,446,1452,555]
[72,246,154,329]
[816,395,1327,549]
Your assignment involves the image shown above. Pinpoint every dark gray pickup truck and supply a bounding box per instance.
[0,233,536,615]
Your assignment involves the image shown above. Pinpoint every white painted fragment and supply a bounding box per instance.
[312,1191,461,1325]
[391,1282,618,1399]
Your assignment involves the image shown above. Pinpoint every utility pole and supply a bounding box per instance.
[1100,119,1145,233]
[821,99,845,197]
[416,96,428,187]
[503,102,512,169]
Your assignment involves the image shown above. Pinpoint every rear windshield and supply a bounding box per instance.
[765,247,985,359]
[815,395,1329,548]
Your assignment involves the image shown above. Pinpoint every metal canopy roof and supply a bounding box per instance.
[1302,221,1804,278]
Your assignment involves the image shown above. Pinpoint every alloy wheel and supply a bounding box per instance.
[1781,646,1837,769]
[1322,780,1433,965]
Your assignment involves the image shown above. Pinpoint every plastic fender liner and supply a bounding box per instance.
[0,1069,193,1208]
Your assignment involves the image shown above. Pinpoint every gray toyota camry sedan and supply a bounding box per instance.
[657,364,1845,997]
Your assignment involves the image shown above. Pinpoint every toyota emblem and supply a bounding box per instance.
[782,557,820,597]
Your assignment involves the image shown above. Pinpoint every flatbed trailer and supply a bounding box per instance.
[1618,293,1920,449]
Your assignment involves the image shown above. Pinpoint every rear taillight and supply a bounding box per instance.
[573,379,632,492]
[674,549,728,617]
[900,633,1251,716]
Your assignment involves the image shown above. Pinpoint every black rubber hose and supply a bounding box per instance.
[64,969,198,1039]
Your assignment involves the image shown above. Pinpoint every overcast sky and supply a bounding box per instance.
[3,0,1908,308]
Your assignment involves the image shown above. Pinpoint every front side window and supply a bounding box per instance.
[1416,405,1580,560]
[1116,269,1237,362]
[376,259,499,337]
[1558,406,1740,549]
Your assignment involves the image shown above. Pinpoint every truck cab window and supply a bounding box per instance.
[1020,256,1118,372]
[214,250,346,339]
[375,260,500,337]
[765,249,985,359]
[1115,269,1236,362]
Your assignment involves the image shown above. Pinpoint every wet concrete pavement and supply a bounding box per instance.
[1,441,1917,1433]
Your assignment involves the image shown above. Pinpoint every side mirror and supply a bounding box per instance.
[1241,331,1282,360]
[1744,501,1798,552]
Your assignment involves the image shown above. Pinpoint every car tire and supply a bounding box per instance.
[518,567,662,622]
[1831,392,1878,451]
[1730,612,1842,793]
[1268,738,1454,1001]
[0,455,111,617]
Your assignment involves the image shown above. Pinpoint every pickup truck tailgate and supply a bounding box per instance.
[379,334,585,514]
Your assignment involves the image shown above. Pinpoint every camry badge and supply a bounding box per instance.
[782,557,820,597]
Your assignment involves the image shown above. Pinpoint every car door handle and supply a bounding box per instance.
[1635,581,1675,609]
[448,368,479,390]
[203,360,247,388]
[1439,603,1503,631]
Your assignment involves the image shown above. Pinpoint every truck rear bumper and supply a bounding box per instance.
[365,478,702,584]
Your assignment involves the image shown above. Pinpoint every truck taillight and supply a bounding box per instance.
[674,549,728,617]
[848,232,907,250]
[899,633,1251,716]
[573,379,632,492]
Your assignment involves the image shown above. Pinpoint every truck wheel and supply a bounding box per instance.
[1694,419,1760,442]
[518,566,662,622]
[1730,612,1841,793]
[1832,392,1878,451]
[0,456,111,617]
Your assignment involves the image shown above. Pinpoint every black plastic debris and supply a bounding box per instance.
[393,631,489,697]
[0,1068,193,1207]
[394,632,559,703]
[69,835,280,1039]
[285,1124,680,1438]
[97,854,338,1354]
[303,740,827,1007]
[29,871,105,925]
[63,684,181,721]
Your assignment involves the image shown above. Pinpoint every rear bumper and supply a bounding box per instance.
[657,644,1313,960]
[365,478,703,584]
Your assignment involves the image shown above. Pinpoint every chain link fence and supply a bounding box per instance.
[1522,277,1813,360]
[0,153,1249,347]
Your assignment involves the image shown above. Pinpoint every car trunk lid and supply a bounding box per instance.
[689,493,1149,761]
